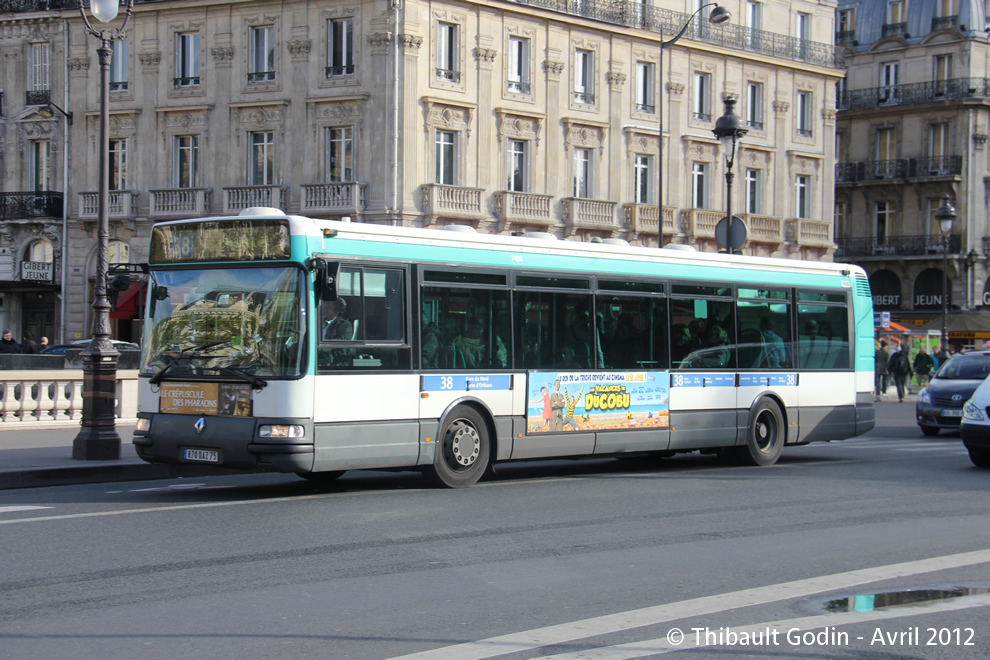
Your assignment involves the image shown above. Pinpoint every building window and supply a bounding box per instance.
[435,130,456,185]
[508,36,530,94]
[250,131,275,185]
[938,0,958,17]
[875,201,893,244]
[574,49,595,104]
[326,126,353,183]
[437,22,460,83]
[889,1,906,23]
[27,240,53,264]
[693,72,711,121]
[634,154,652,204]
[834,201,848,240]
[876,127,895,177]
[795,11,810,60]
[327,18,354,77]
[109,139,127,191]
[746,82,763,130]
[879,62,899,104]
[934,54,952,96]
[745,169,760,214]
[248,26,276,83]
[838,8,856,32]
[110,40,128,92]
[796,91,812,137]
[508,140,527,192]
[795,175,811,218]
[29,42,50,94]
[691,162,708,209]
[573,147,592,198]
[635,62,654,113]
[31,140,50,192]
[108,241,129,266]
[175,32,201,87]
[174,135,199,188]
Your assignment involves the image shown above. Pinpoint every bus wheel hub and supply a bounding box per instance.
[449,423,480,467]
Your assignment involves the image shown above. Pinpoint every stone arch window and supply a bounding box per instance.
[913,267,948,311]
[869,269,902,309]
[108,241,130,267]
[25,239,53,264]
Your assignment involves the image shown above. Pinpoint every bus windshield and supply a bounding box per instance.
[142,266,306,379]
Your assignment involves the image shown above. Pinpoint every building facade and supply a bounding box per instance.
[834,0,990,336]
[1,0,842,344]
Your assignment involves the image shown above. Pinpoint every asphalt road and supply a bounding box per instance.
[1,403,988,660]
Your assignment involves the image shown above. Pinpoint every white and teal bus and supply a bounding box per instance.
[133,207,875,487]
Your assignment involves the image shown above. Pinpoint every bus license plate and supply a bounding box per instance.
[183,448,220,463]
[942,410,964,417]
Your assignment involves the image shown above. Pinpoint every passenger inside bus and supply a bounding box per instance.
[322,298,354,340]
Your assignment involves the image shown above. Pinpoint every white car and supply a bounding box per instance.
[959,375,990,467]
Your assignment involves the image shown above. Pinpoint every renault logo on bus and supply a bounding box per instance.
[194,417,205,434]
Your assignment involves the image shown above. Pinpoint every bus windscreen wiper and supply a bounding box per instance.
[148,341,228,385]
[209,365,267,390]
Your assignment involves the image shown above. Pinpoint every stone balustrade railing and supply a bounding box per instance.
[0,370,138,429]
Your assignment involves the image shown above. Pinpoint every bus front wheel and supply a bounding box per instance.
[426,406,491,488]
[724,399,784,467]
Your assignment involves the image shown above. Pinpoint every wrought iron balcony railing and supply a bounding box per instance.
[0,192,63,220]
[838,77,988,110]
[325,65,355,78]
[25,89,50,106]
[882,22,907,38]
[932,15,958,31]
[834,234,962,258]
[835,30,855,45]
[834,156,962,183]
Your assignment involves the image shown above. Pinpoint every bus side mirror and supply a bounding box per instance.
[306,258,340,301]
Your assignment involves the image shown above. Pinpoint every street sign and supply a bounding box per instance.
[873,312,891,328]
[21,261,53,282]
[715,216,747,251]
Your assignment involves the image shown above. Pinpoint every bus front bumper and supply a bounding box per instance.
[133,413,315,473]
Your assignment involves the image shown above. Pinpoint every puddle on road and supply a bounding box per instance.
[823,587,990,613]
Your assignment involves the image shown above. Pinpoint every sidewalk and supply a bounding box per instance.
[0,424,251,490]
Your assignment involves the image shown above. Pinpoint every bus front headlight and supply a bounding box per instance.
[259,424,305,438]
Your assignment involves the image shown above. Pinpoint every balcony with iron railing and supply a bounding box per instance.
[837,77,989,111]
[562,198,617,233]
[421,184,484,224]
[835,29,855,45]
[0,192,63,220]
[835,156,962,183]
[495,191,554,228]
[4,0,844,69]
[300,182,366,216]
[834,234,962,258]
[149,188,210,218]
[932,15,958,31]
[78,191,139,219]
[882,22,907,38]
[223,185,287,214]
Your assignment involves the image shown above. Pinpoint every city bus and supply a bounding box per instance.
[133,207,875,487]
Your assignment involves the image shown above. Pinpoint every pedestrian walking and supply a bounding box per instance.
[913,346,934,389]
[874,340,889,400]
[0,330,20,354]
[20,331,39,354]
[889,346,913,402]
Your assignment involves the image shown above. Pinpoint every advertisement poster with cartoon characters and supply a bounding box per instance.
[527,372,669,433]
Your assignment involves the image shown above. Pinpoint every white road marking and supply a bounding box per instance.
[388,549,990,660]
[531,594,990,659]
[0,505,52,514]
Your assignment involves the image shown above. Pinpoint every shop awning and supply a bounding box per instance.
[110,281,147,320]
[920,312,990,340]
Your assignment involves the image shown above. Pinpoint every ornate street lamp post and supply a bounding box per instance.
[935,195,956,356]
[657,3,730,246]
[711,97,748,249]
[73,0,134,460]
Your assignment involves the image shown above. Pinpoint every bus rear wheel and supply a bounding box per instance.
[724,399,784,466]
[426,406,490,488]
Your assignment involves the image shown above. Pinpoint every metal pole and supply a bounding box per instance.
[942,230,949,353]
[73,39,121,459]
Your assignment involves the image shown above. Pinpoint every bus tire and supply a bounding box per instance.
[732,398,785,466]
[426,405,490,488]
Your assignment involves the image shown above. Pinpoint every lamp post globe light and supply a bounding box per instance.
[711,97,748,251]
[936,194,956,356]
[73,0,134,461]
[657,3,730,246]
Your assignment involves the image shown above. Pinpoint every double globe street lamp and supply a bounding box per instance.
[657,3,730,246]
[73,0,135,460]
